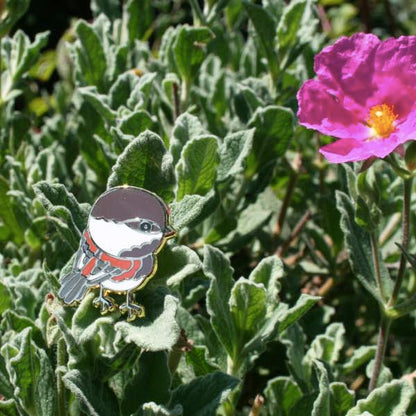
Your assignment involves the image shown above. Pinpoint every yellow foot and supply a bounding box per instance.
[93,296,117,314]
[119,302,145,322]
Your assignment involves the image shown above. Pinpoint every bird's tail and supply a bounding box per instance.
[58,271,89,305]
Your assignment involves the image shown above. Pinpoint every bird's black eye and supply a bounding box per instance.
[140,221,151,232]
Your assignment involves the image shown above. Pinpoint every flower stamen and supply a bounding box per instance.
[367,103,397,138]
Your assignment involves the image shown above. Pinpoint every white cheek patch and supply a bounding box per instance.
[89,217,162,257]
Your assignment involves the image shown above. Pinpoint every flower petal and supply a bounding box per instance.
[367,75,416,120]
[394,106,416,141]
[314,33,380,110]
[297,79,368,139]
[319,136,406,163]
[375,36,416,85]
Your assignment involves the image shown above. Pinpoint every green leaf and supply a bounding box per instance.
[123,0,153,43]
[217,129,254,182]
[125,72,156,109]
[205,245,236,357]
[33,181,89,249]
[345,380,413,416]
[278,0,306,49]
[159,26,179,73]
[194,315,227,371]
[278,294,320,333]
[3,278,38,319]
[33,181,89,232]
[0,176,24,244]
[277,0,317,68]
[0,354,13,399]
[186,346,220,377]
[2,328,52,416]
[264,376,302,416]
[170,372,240,416]
[386,294,416,319]
[156,245,202,287]
[9,31,50,81]
[238,312,281,376]
[62,369,119,416]
[1,328,40,415]
[73,20,107,91]
[71,292,116,344]
[341,346,376,375]
[2,309,45,348]
[365,359,392,389]
[175,136,220,201]
[229,278,267,362]
[246,106,294,177]
[107,131,175,202]
[118,110,155,136]
[281,324,308,391]
[170,191,218,230]
[312,361,330,416]
[76,101,113,181]
[170,113,204,165]
[176,307,206,346]
[336,191,390,304]
[306,323,345,367]
[330,382,354,416]
[78,86,116,121]
[140,402,183,416]
[0,0,30,36]
[243,1,279,81]
[173,26,214,83]
[0,399,19,416]
[248,255,283,316]
[233,84,264,123]
[216,187,275,250]
[115,287,180,351]
[0,281,12,316]
[109,71,141,109]
[289,393,319,416]
[35,348,58,416]
[91,0,121,19]
[122,351,171,415]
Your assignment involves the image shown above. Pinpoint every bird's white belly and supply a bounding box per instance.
[101,277,146,292]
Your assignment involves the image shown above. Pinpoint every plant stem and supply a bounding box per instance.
[277,210,312,257]
[368,314,391,392]
[388,177,413,307]
[379,212,401,246]
[275,154,301,237]
[275,170,297,236]
[0,35,3,110]
[369,177,413,392]
[57,338,67,416]
[226,356,239,378]
[172,82,181,120]
[180,78,192,111]
[370,232,386,302]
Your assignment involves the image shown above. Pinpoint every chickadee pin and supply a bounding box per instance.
[58,186,175,321]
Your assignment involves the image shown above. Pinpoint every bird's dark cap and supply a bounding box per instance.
[91,186,170,230]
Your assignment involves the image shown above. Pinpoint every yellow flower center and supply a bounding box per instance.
[367,103,397,138]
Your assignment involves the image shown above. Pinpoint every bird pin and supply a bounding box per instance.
[58,186,175,321]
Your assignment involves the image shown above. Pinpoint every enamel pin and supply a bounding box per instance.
[58,186,175,321]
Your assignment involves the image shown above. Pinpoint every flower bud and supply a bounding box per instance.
[405,141,416,171]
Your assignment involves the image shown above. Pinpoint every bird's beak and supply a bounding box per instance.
[164,224,176,238]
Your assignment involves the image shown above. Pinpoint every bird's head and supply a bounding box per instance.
[88,187,175,258]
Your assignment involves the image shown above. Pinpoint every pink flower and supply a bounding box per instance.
[297,33,416,163]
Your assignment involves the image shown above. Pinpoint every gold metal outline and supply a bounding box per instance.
[59,185,176,318]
